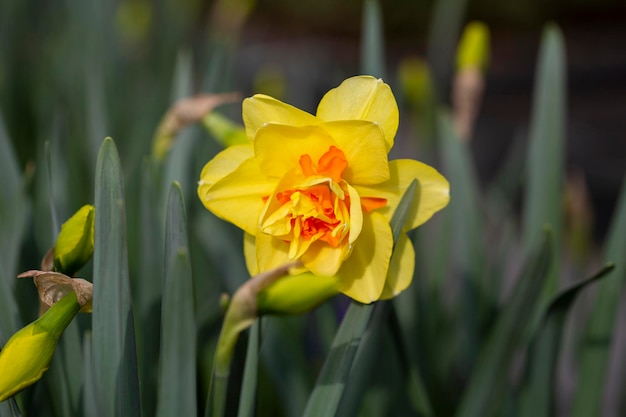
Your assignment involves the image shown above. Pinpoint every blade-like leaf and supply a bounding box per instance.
[518,264,614,417]
[455,231,553,417]
[438,109,487,370]
[45,320,83,416]
[237,321,260,417]
[360,0,385,79]
[134,158,163,417]
[93,137,141,417]
[572,176,626,416]
[156,183,196,417]
[521,23,566,296]
[302,180,418,417]
[82,333,101,417]
[0,113,23,339]
[0,398,21,417]
[426,0,469,100]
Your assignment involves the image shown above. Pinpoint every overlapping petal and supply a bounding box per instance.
[243,94,318,140]
[380,233,415,299]
[198,144,254,188]
[254,123,337,178]
[316,76,398,151]
[354,159,450,231]
[336,212,393,303]
[254,231,294,274]
[321,120,390,185]
[199,157,277,235]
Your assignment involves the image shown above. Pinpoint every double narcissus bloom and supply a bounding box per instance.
[198,76,449,304]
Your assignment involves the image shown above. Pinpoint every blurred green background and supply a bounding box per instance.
[1,0,624,236]
[1,1,626,416]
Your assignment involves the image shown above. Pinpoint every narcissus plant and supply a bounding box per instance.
[198,75,449,304]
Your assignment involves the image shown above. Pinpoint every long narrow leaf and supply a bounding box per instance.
[518,264,614,417]
[572,177,626,416]
[521,23,566,296]
[156,182,197,417]
[360,0,385,78]
[0,114,23,339]
[93,138,141,417]
[302,180,418,417]
[455,231,553,417]
[82,333,101,417]
[237,321,260,417]
[438,110,487,370]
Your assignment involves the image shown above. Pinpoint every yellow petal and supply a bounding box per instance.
[337,212,393,303]
[379,233,415,299]
[255,231,293,273]
[301,241,348,277]
[243,232,258,275]
[354,159,450,231]
[242,94,319,140]
[346,183,363,244]
[254,123,337,178]
[322,121,390,185]
[200,157,277,236]
[316,76,398,151]
[198,144,254,189]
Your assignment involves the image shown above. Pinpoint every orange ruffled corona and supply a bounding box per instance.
[198,76,449,303]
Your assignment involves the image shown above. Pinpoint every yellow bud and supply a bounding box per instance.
[257,273,340,315]
[53,205,95,277]
[456,21,490,72]
[0,292,80,401]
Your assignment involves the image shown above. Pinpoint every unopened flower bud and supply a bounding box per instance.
[257,273,340,315]
[0,292,80,401]
[456,21,490,72]
[54,205,95,277]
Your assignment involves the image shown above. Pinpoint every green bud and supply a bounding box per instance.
[257,273,340,315]
[456,21,490,72]
[202,112,248,147]
[0,292,80,401]
[53,205,95,276]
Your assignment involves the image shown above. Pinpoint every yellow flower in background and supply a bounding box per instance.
[198,76,449,303]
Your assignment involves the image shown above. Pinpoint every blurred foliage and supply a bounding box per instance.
[1,0,625,417]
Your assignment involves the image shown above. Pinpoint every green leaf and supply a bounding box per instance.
[93,137,141,417]
[237,321,260,417]
[455,231,553,417]
[134,158,163,417]
[572,176,626,416]
[156,183,197,417]
[302,180,418,417]
[45,320,83,416]
[518,264,614,417]
[426,0,469,99]
[0,113,24,339]
[0,398,21,417]
[521,23,566,295]
[360,0,385,78]
[82,333,101,417]
[438,109,487,369]
[302,302,375,417]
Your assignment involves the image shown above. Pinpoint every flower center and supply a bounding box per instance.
[261,146,351,259]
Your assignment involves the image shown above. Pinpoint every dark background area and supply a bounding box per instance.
[1,0,625,240]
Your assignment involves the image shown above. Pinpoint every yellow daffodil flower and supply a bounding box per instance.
[198,75,449,303]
